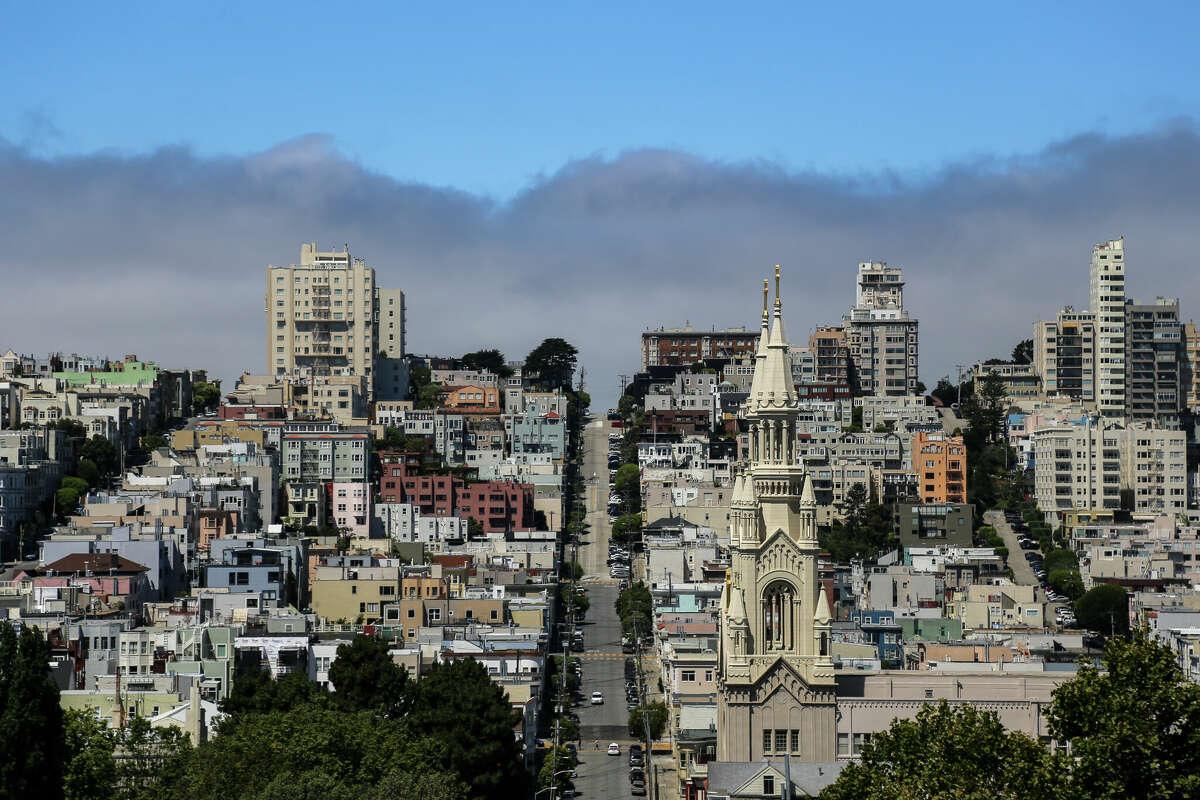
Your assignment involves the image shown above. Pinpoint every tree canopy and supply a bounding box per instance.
[524,338,578,390]
[1074,584,1130,637]
[192,381,220,415]
[460,349,513,378]
[0,622,65,800]
[1011,338,1034,365]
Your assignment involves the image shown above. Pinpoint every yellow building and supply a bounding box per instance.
[311,565,400,623]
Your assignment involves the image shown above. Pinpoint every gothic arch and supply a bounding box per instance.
[760,578,798,652]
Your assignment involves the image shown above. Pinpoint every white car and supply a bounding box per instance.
[607,742,621,755]
[591,691,604,705]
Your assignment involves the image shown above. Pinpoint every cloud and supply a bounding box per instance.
[2,122,1199,406]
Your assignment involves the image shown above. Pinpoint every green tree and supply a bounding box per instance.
[524,338,578,390]
[0,622,66,800]
[537,745,575,791]
[466,517,484,539]
[55,486,81,517]
[63,707,117,800]
[610,513,643,545]
[75,458,100,488]
[844,405,864,432]
[617,394,637,417]
[80,436,118,477]
[1011,338,1034,365]
[114,716,192,800]
[61,476,89,495]
[460,349,513,379]
[1074,584,1129,637]
[931,376,958,407]
[1048,569,1085,601]
[1047,633,1200,800]
[327,636,412,718]
[192,381,220,415]
[842,482,869,532]
[613,464,640,512]
[628,702,669,741]
[220,670,330,718]
[821,701,1064,800]
[404,659,528,800]
[51,418,87,440]
[615,582,653,640]
[140,433,169,452]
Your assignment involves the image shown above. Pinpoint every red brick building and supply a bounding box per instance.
[644,409,712,436]
[641,326,759,370]
[377,456,535,532]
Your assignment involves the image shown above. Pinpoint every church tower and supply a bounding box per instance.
[717,268,837,762]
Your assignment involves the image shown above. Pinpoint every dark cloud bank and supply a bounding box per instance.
[2,122,1199,406]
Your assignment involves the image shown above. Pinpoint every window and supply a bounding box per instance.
[774,730,788,752]
[680,670,696,682]
[763,775,775,795]
[762,729,772,752]
[790,729,799,752]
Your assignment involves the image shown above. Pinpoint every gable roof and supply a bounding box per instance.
[41,552,149,574]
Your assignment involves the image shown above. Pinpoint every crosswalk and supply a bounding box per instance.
[576,651,627,662]
[579,576,623,585]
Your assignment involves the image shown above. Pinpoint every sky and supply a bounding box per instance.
[2,3,1199,406]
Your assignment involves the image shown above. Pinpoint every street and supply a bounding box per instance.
[984,509,1070,624]
[570,418,640,800]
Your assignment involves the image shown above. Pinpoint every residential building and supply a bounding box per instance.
[1090,237,1127,417]
[1031,420,1122,516]
[266,242,404,401]
[1124,296,1181,426]
[1034,307,1096,401]
[641,326,760,369]
[912,431,966,504]
[280,422,369,482]
[896,502,974,549]
[971,362,1040,401]
[1115,426,1188,516]
[842,262,919,396]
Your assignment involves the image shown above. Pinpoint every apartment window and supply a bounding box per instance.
[428,608,441,622]
[790,729,799,752]
[774,730,788,752]
[837,733,850,757]
[762,729,772,752]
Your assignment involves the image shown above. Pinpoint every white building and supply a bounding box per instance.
[1090,238,1126,418]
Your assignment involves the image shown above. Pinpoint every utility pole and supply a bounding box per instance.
[618,374,630,398]
[955,365,967,406]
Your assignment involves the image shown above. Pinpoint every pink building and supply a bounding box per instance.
[332,482,372,539]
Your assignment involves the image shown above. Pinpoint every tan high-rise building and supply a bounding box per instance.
[844,261,919,396]
[717,271,836,763]
[1033,307,1096,401]
[266,243,404,400]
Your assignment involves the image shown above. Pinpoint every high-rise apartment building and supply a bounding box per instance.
[843,262,919,396]
[1031,420,1121,515]
[1033,307,1096,400]
[1183,322,1200,412]
[912,430,967,504]
[1116,425,1187,516]
[1124,297,1181,427]
[1090,238,1127,418]
[266,243,405,401]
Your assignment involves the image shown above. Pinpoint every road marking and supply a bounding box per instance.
[579,577,623,585]
[577,652,628,661]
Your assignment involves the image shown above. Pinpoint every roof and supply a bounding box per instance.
[707,760,845,797]
[42,552,149,574]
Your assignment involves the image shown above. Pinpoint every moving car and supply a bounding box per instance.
[591,691,604,705]
[607,742,621,755]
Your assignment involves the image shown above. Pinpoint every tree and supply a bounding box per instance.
[843,405,864,433]
[55,486,80,517]
[75,458,100,488]
[466,517,484,539]
[1012,338,1034,365]
[460,349,513,379]
[114,716,191,800]
[524,338,578,390]
[63,708,116,800]
[404,659,528,800]
[327,636,412,718]
[192,381,220,415]
[628,702,669,740]
[220,670,330,718]
[140,433,169,452]
[931,376,958,407]
[914,380,927,395]
[1047,633,1200,800]
[617,394,636,417]
[1074,584,1129,637]
[820,701,1065,800]
[610,513,643,545]
[163,704,453,800]
[0,622,66,800]
[80,436,118,477]
[415,382,444,410]
[51,418,87,440]
[613,464,640,512]
[615,582,653,640]
[537,745,575,791]
[842,482,869,532]
[1048,569,1084,601]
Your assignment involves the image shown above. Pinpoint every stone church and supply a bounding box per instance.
[717,270,837,762]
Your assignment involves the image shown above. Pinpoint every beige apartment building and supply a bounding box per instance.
[311,564,400,623]
[266,242,405,401]
[1090,237,1127,417]
[1034,307,1096,402]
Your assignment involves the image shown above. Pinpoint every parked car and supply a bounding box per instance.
[591,692,604,705]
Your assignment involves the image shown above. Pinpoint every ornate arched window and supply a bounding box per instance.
[761,580,797,651]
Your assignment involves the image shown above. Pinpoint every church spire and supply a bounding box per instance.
[750,267,797,414]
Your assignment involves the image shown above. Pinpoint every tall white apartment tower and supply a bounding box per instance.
[267,242,404,400]
[1090,238,1127,418]
[844,261,919,396]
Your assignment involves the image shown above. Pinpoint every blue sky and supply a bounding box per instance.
[4,2,1198,197]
